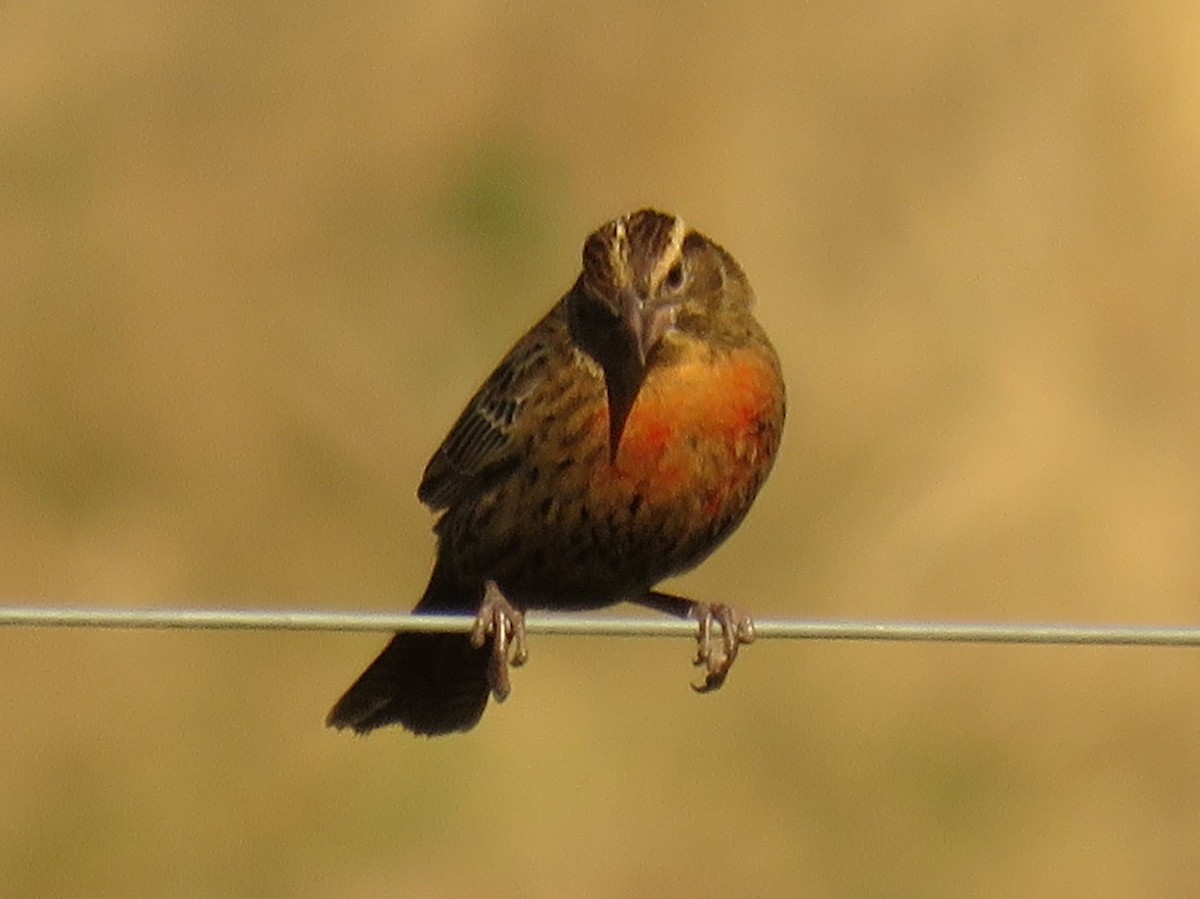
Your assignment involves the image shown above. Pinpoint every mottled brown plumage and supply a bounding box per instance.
[328,209,785,736]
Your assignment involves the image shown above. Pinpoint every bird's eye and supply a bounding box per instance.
[663,262,685,293]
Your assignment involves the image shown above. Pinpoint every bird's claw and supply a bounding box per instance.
[470,581,528,702]
[691,603,756,693]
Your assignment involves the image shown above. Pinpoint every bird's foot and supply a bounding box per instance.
[691,602,756,693]
[470,581,528,702]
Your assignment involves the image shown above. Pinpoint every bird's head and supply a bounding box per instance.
[570,208,755,459]
[579,209,690,370]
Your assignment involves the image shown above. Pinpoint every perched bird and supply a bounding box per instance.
[328,209,785,736]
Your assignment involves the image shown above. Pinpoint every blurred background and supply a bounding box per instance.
[3,1,1200,896]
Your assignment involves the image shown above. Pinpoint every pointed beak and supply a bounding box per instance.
[617,289,647,366]
[619,289,673,368]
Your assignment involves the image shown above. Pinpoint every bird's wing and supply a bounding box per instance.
[417,314,561,511]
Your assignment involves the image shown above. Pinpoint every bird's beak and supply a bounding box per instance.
[619,289,674,368]
[602,288,678,463]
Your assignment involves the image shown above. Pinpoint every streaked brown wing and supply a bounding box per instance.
[417,316,560,511]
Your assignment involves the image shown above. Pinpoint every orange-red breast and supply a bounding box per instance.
[328,209,785,735]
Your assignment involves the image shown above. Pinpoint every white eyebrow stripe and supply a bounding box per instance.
[650,215,687,289]
[609,217,629,285]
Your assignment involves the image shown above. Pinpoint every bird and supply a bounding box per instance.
[327,208,785,736]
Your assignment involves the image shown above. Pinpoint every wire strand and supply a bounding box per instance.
[1,605,1199,646]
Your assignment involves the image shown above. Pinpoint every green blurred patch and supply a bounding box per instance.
[435,138,560,310]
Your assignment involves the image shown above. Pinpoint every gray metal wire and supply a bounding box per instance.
[1,605,1199,646]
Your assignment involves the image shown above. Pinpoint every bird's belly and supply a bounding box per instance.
[525,352,777,602]
[441,349,784,607]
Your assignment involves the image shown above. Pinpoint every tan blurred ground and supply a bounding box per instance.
[3,1,1200,896]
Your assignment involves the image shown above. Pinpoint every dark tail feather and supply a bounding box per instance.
[325,631,490,736]
[326,571,489,736]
